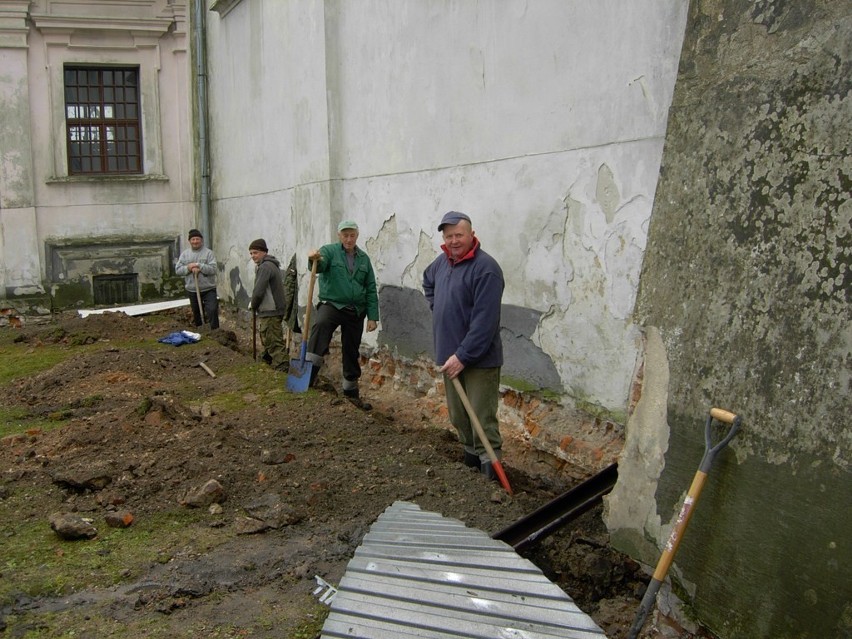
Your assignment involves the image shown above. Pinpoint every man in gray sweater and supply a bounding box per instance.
[175,229,219,329]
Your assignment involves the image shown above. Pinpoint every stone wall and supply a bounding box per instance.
[606,2,850,637]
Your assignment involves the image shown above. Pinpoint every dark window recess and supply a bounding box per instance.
[93,274,138,305]
[64,66,142,175]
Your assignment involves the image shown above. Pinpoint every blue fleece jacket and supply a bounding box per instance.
[423,238,504,368]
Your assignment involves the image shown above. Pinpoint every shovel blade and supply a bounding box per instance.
[286,359,312,393]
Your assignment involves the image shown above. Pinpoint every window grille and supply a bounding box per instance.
[93,274,138,305]
[64,67,142,175]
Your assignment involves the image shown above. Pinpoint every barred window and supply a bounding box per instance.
[64,67,142,175]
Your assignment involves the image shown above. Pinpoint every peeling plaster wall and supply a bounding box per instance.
[607,2,851,638]
[206,0,333,307]
[206,0,689,417]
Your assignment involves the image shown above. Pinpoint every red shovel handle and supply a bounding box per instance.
[491,460,513,495]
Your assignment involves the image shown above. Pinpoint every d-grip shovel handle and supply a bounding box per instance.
[627,406,742,639]
[709,407,737,423]
[701,407,742,473]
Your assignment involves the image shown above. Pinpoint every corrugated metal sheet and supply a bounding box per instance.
[321,501,607,639]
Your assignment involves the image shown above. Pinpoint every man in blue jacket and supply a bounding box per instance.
[423,211,505,479]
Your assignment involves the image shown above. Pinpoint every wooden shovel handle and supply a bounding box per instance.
[303,257,319,340]
[193,271,205,324]
[709,407,738,424]
[628,406,742,639]
[450,376,513,495]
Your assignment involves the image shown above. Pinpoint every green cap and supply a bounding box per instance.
[337,220,359,232]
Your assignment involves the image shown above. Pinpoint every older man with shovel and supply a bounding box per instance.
[423,211,506,481]
[305,220,379,410]
[175,229,219,330]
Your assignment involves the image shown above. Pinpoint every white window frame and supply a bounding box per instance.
[32,13,173,181]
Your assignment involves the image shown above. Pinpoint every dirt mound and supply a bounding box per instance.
[14,311,167,345]
[0,307,698,638]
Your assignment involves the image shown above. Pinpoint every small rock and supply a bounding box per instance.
[52,468,113,491]
[96,491,126,507]
[235,516,269,535]
[243,492,305,529]
[260,449,295,465]
[104,510,134,528]
[49,512,97,540]
[180,479,226,508]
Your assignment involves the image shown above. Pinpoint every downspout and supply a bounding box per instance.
[193,0,211,243]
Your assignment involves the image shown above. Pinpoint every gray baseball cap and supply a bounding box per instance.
[438,211,471,231]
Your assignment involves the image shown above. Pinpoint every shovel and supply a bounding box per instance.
[252,309,257,361]
[450,376,513,495]
[193,271,206,325]
[627,407,742,639]
[286,258,318,392]
[195,361,216,378]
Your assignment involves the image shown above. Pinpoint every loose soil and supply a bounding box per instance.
[0,306,709,638]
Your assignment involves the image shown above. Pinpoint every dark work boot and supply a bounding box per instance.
[463,451,481,470]
[343,387,372,411]
[480,451,503,483]
[480,461,499,482]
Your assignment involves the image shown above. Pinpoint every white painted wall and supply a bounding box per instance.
[206,0,332,292]
[206,0,689,414]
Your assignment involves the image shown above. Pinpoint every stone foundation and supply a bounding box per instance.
[358,344,626,483]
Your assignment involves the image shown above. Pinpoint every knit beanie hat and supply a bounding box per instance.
[249,238,268,252]
[188,228,203,239]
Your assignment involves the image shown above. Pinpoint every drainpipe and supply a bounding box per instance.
[193,0,211,244]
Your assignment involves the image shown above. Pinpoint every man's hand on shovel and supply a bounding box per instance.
[440,354,465,379]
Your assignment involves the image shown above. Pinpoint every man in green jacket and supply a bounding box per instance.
[306,220,379,409]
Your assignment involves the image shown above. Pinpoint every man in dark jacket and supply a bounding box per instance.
[423,211,505,479]
[249,238,289,372]
[306,220,379,409]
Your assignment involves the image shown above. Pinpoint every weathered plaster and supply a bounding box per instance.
[0,50,34,210]
[609,2,852,637]
[604,326,669,563]
[205,1,689,417]
[1,208,42,294]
